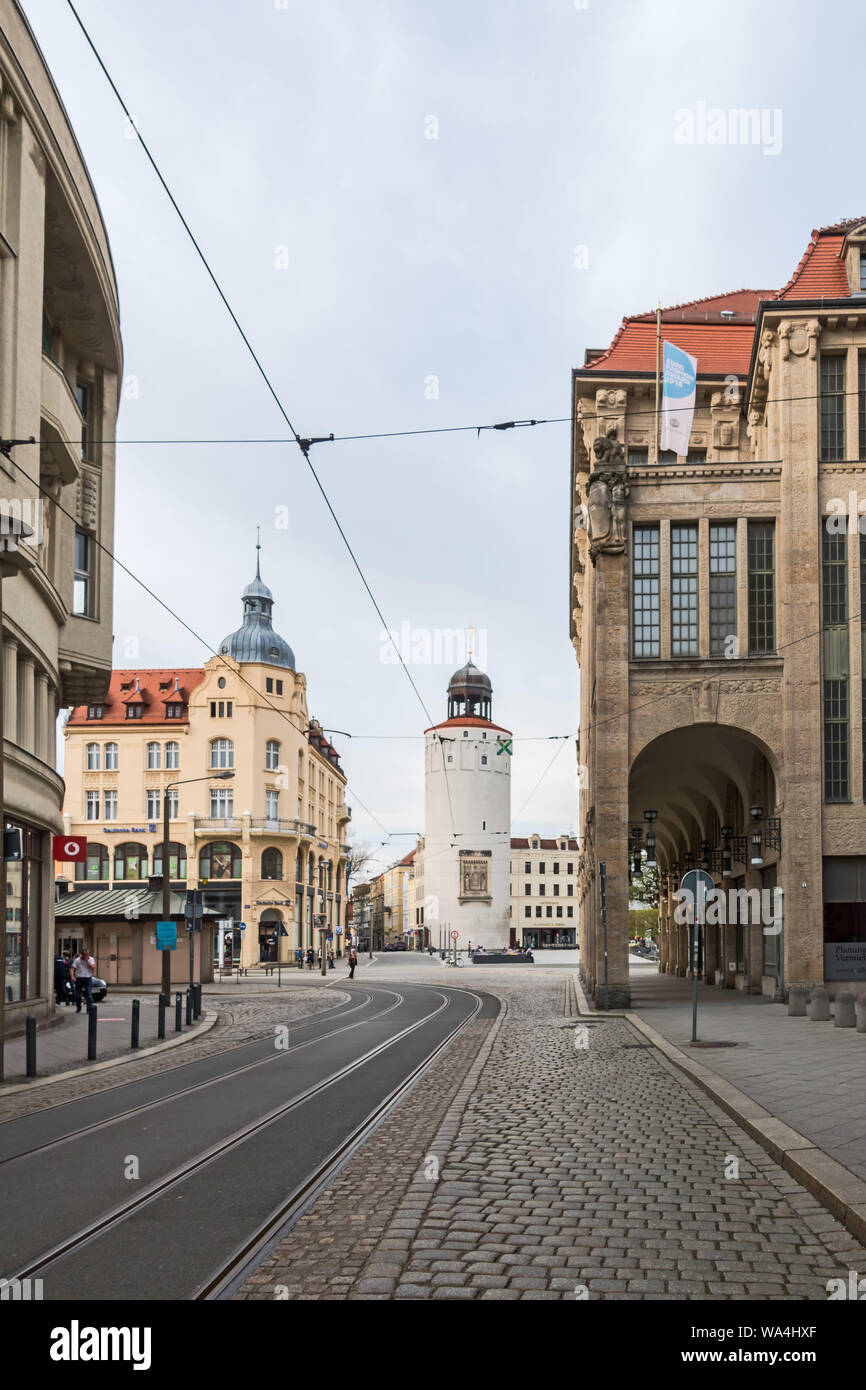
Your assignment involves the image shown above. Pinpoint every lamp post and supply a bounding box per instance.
[161,771,234,998]
[749,805,764,867]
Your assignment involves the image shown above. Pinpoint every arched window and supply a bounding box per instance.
[266,739,280,771]
[165,741,179,770]
[199,840,241,880]
[113,842,148,880]
[261,847,283,880]
[86,742,100,770]
[153,842,187,880]
[104,742,118,770]
[75,843,109,881]
[146,741,161,770]
[210,737,234,769]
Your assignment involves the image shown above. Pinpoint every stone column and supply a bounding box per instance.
[35,671,49,765]
[745,865,765,994]
[2,638,16,744]
[19,655,35,754]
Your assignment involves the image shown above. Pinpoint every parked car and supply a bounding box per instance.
[90,976,108,1002]
[394,941,407,951]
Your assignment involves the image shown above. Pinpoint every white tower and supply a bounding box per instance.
[423,661,512,951]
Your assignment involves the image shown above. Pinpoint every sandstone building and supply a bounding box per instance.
[571,218,866,1005]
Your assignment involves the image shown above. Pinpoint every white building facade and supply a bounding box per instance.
[423,662,512,950]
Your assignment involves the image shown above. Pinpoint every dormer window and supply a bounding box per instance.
[126,704,143,720]
[87,704,104,720]
[165,703,183,719]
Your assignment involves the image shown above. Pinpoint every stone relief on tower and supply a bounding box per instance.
[578,427,630,560]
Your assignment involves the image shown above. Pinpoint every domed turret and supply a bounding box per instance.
[447,659,492,720]
[218,542,296,669]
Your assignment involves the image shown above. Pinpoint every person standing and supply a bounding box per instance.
[306,947,315,971]
[53,952,71,1005]
[347,946,358,980]
[70,946,96,1013]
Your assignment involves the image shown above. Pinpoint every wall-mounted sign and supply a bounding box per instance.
[156,921,177,950]
[824,943,866,980]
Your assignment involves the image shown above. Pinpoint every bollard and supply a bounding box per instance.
[788,984,808,1017]
[809,986,831,1021]
[25,1015,36,1078]
[193,983,201,1020]
[131,999,140,1049]
[175,992,183,1032]
[185,989,192,1026]
[834,991,856,1028]
[857,995,866,1034]
[157,993,166,1040]
[87,1004,98,1060]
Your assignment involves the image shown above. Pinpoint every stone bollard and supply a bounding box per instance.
[788,984,808,1016]
[857,995,866,1034]
[809,986,831,1021]
[835,991,856,1028]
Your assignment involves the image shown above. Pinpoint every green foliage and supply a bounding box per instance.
[630,857,659,908]
[629,907,658,939]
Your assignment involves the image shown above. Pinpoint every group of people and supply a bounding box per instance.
[294,947,338,972]
[53,948,97,1013]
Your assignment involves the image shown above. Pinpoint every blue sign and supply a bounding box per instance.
[156,920,177,950]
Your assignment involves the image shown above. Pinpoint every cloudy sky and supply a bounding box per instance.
[26,0,866,876]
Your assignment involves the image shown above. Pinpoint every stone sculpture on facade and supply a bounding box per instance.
[581,427,629,560]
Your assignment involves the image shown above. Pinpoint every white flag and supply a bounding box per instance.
[660,341,698,457]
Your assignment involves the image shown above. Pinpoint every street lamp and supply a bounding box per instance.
[643,810,657,867]
[161,771,234,999]
[720,826,734,879]
[750,805,764,867]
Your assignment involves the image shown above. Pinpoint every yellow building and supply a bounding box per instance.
[58,552,351,978]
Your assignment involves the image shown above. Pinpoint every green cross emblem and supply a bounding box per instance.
[496,737,513,756]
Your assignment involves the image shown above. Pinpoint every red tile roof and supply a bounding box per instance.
[425,716,512,735]
[67,669,205,726]
[773,219,863,301]
[396,850,416,866]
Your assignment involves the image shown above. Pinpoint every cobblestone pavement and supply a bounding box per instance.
[0,988,347,1122]
[236,974,866,1300]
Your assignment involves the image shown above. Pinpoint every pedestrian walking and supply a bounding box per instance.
[53,952,71,1005]
[296,948,304,970]
[328,948,335,970]
[70,946,96,1013]
[306,947,315,971]
[347,947,358,980]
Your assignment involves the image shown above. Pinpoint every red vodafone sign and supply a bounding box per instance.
[53,836,87,863]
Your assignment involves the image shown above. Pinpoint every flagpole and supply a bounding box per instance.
[654,300,662,463]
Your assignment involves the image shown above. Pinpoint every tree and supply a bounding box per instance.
[345,840,376,891]
[630,856,659,909]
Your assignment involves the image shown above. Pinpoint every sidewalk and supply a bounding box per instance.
[626,960,866,1184]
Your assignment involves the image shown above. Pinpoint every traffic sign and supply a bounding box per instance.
[679,870,715,922]
[450,930,459,940]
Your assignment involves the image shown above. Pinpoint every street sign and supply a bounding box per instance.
[679,869,714,1043]
[239,923,246,933]
[450,930,459,940]
[53,835,86,862]
[156,920,177,951]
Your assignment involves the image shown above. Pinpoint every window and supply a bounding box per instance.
[553,883,560,896]
[262,847,283,880]
[671,524,698,656]
[210,701,233,718]
[748,521,775,654]
[824,680,850,801]
[539,862,545,874]
[86,742,100,770]
[114,842,148,880]
[266,678,273,694]
[265,739,280,770]
[126,704,143,720]
[86,790,99,820]
[709,523,737,656]
[146,741,161,770]
[539,884,546,896]
[166,788,178,819]
[265,790,279,822]
[75,843,109,882]
[199,840,241,880]
[165,703,183,719]
[104,790,117,820]
[73,530,93,616]
[104,742,118,770]
[553,862,559,873]
[75,381,90,459]
[820,355,846,461]
[633,525,660,657]
[153,842,187,880]
[480,755,488,765]
[525,906,532,918]
[210,787,234,818]
[147,790,162,819]
[535,906,542,918]
[525,882,531,894]
[658,449,677,464]
[567,883,574,896]
[524,861,531,874]
[556,906,563,918]
[463,730,469,738]
[822,530,848,627]
[87,705,104,720]
[628,447,648,467]
[567,906,574,918]
[567,862,574,874]
[165,741,179,770]
[210,738,234,769]
[276,680,283,695]
[546,906,552,918]
[42,309,54,358]
[685,449,707,465]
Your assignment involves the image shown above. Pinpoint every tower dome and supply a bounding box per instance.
[218,542,296,669]
[447,659,492,720]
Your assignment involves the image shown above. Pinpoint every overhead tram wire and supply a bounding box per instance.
[63,0,461,851]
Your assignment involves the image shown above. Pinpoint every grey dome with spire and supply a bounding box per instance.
[219,542,296,669]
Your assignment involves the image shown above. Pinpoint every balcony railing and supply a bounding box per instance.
[250,817,316,834]
[194,817,242,832]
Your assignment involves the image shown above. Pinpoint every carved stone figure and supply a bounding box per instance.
[585,427,629,559]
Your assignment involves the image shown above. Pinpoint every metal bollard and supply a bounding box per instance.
[87,1004,98,1060]
[185,989,192,1026]
[192,983,201,1019]
[175,992,182,1032]
[131,999,140,1049]
[25,1015,37,1078]
[158,993,166,1040]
